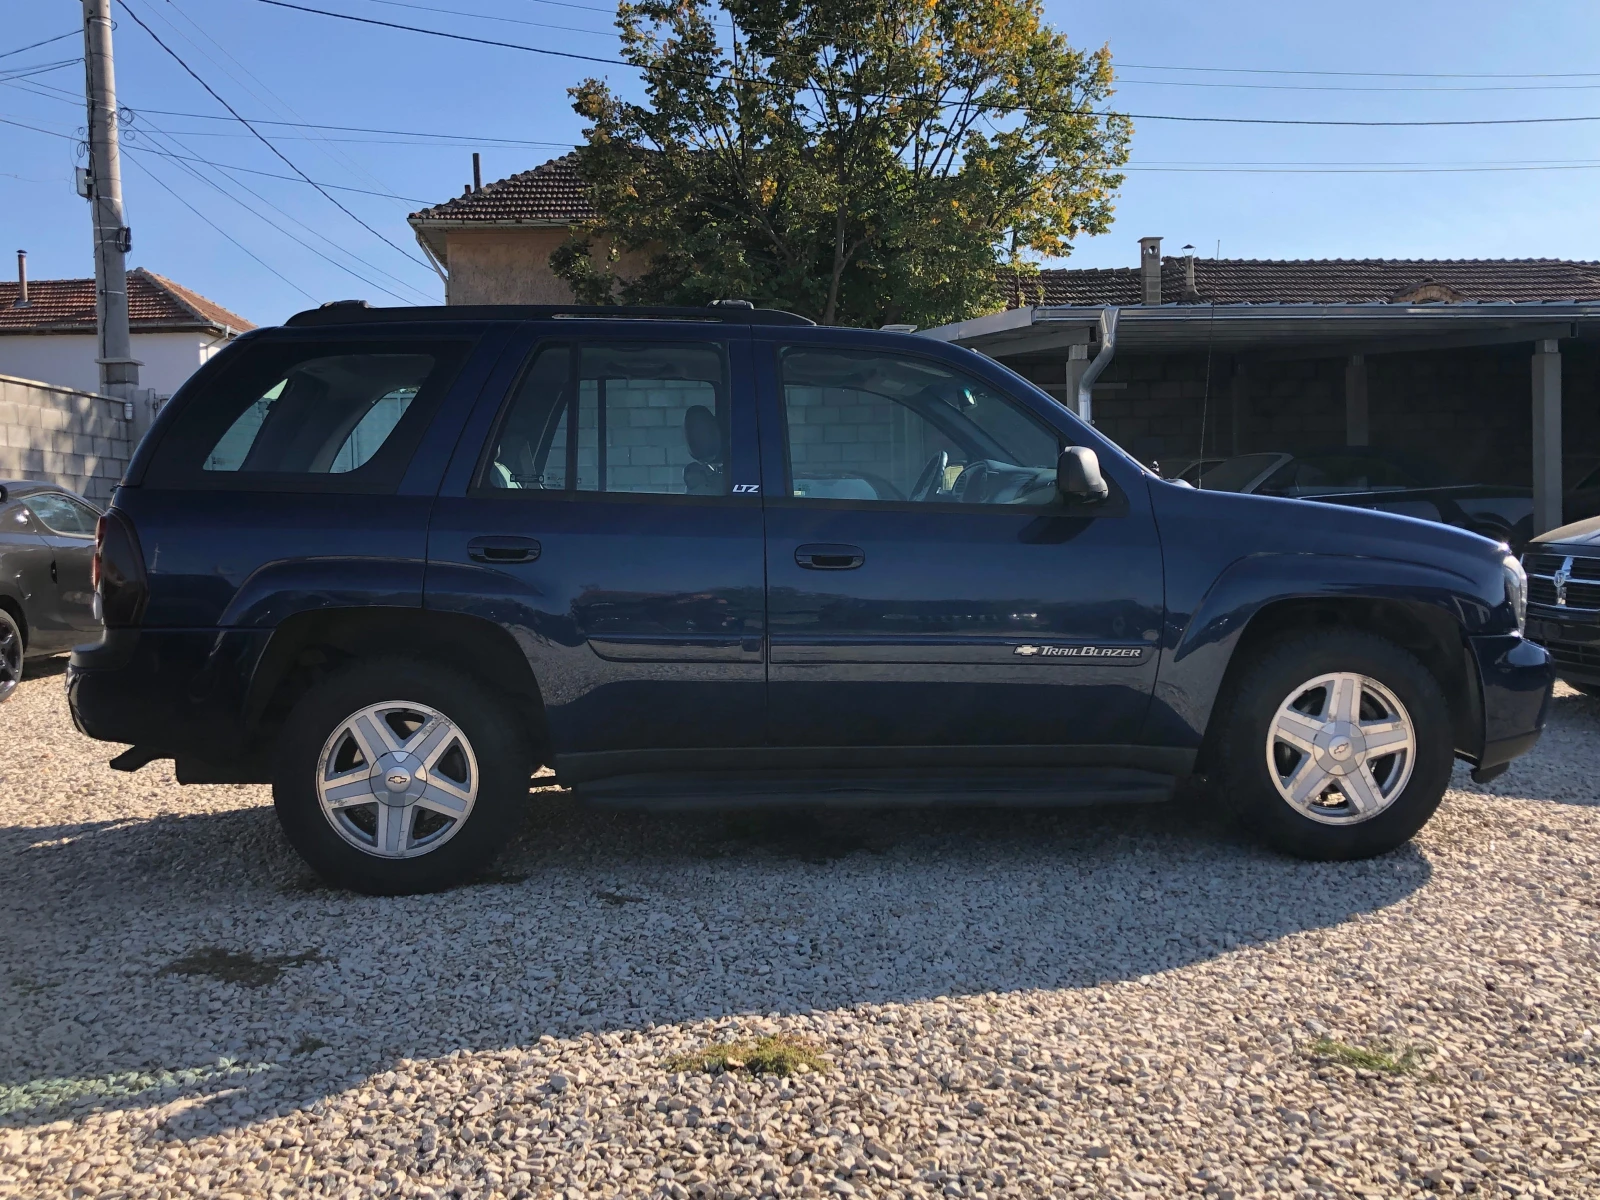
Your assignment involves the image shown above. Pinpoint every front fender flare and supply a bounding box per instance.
[1145,551,1495,750]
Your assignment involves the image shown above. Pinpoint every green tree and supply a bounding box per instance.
[553,0,1131,327]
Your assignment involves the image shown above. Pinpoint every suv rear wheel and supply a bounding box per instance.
[1215,630,1454,860]
[273,658,532,894]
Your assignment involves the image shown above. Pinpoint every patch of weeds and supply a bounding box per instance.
[667,1034,828,1077]
[291,1035,328,1057]
[166,947,321,988]
[594,889,645,906]
[1308,1037,1432,1075]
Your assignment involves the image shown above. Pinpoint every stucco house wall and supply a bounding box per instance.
[0,330,229,400]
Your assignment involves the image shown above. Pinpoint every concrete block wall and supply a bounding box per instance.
[0,374,134,505]
[784,385,934,492]
[565,378,721,493]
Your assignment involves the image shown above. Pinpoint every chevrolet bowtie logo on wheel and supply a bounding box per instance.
[1012,644,1144,659]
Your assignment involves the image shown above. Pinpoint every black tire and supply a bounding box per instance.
[273,657,533,894]
[1213,629,1454,861]
[0,607,23,703]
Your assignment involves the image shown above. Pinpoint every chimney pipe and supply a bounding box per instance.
[1182,244,1197,298]
[1139,236,1163,305]
[472,152,482,192]
[14,250,28,308]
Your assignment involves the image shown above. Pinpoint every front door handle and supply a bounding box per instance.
[795,543,865,570]
[467,535,541,564]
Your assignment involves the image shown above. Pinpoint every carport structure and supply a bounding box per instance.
[923,247,1600,534]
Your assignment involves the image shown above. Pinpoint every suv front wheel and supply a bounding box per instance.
[273,658,532,894]
[1215,630,1455,860]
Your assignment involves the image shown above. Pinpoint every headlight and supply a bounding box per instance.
[1503,554,1527,634]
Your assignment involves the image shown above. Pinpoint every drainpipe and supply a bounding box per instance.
[414,229,449,294]
[1075,307,1119,426]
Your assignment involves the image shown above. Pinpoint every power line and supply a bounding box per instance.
[355,0,614,37]
[127,141,433,201]
[243,1,1600,129]
[0,31,79,61]
[127,154,318,300]
[126,109,437,300]
[136,108,572,147]
[252,0,630,65]
[158,0,413,221]
[0,58,81,84]
[1,74,573,146]
[1117,73,1600,94]
[1118,61,1600,82]
[117,0,434,274]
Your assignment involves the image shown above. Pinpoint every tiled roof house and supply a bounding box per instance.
[0,266,253,397]
[411,154,1600,316]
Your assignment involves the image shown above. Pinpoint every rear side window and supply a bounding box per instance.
[478,340,731,497]
[146,337,471,491]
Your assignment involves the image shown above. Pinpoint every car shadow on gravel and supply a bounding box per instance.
[0,784,1435,1134]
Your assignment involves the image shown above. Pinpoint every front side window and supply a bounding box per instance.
[146,338,471,491]
[779,346,1061,505]
[24,493,97,535]
[481,340,731,497]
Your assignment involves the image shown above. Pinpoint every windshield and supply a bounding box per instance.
[1195,453,1284,493]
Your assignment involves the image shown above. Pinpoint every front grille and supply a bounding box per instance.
[1523,550,1600,611]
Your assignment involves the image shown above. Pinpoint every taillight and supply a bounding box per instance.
[93,510,149,628]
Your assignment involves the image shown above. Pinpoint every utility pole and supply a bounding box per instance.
[82,0,139,404]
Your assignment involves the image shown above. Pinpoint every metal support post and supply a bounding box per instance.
[1344,353,1369,447]
[1531,339,1563,535]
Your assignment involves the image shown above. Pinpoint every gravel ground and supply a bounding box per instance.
[1,658,1597,1200]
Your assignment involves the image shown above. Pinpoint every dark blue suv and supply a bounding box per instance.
[68,303,1552,893]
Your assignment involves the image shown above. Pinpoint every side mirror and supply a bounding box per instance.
[1057,446,1109,504]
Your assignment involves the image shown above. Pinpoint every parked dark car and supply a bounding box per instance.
[1189,450,1535,549]
[1562,463,1600,527]
[0,481,102,701]
[1523,515,1600,695]
[67,304,1551,893]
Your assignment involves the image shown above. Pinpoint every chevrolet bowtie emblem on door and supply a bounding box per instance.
[1554,555,1575,607]
[1014,644,1042,656]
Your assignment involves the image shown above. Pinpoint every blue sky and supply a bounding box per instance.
[3,0,1599,326]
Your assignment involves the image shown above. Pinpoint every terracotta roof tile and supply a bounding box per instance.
[1003,257,1600,308]
[0,267,254,333]
[408,153,593,225]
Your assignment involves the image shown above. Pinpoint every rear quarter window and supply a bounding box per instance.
[144,336,473,492]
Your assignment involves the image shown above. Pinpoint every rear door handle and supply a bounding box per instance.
[467,535,541,564]
[795,543,865,570]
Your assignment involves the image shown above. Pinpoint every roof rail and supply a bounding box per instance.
[283,303,816,328]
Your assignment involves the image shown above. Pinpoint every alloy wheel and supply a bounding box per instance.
[0,615,21,703]
[1265,671,1416,825]
[315,700,479,858]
